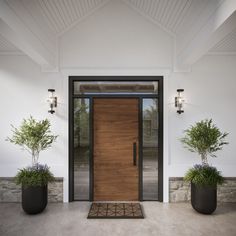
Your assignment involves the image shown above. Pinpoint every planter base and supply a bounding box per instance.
[191,183,217,214]
[22,185,47,214]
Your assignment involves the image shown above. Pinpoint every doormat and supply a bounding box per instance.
[87,203,144,219]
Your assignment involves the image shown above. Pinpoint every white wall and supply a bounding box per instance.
[60,0,172,69]
[0,0,236,203]
[0,55,69,202]
[168,55,236,177]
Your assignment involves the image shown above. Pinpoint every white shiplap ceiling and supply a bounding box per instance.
[123,0,236,54]
[0,0,235,55]
[209,28,236,54]
[123,0,222,36]
[124,0,200,35]
[21,0,110,35]
[3,0,223,37]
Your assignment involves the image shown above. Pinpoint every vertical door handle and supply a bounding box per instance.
[133,142,137,166]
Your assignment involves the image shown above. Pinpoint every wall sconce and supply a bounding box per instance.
[175,89,184,114]
[48,89,57,114]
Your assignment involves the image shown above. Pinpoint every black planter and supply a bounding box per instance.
[22,185,48,214]
[191,182,217,214]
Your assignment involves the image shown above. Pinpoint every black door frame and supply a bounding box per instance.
[69,76,163,202]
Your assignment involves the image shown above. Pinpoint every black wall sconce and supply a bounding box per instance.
[175,89,184,114]
[48,89,57,114]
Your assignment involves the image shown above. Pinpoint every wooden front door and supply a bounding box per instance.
[93,98,139,201]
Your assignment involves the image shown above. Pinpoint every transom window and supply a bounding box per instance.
[74,81,158,95]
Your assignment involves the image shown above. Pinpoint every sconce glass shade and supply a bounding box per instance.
[175,89,184,114]
[48,89,57,114]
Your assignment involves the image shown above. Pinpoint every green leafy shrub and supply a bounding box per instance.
[181,119,228,186]
[7,116,57,166]
[7,116,58,186]
[181,119,228,165]
[184,164,223,186]
[15,164,54,187]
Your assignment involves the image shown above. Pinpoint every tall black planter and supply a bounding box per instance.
[191,182,217,214]
[22,185,48,214]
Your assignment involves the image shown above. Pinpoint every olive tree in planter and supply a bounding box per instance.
[181,119,228,214]
[7,117,57,214]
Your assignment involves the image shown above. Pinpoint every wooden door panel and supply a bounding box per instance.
[93,98,139,201]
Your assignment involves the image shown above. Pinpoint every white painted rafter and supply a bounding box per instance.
[0,0,57,68]
[0,33,21,53]
[176,0,236,70]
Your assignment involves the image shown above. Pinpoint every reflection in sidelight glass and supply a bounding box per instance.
[74,98,90,200]
[74,81,158,94]
[142,99,158,200]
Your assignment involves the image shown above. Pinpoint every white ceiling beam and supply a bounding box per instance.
[176,0,236,69]
[0,0,56,68]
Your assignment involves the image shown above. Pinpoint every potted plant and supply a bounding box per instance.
[7,116,57,214]
[181,119,228,214]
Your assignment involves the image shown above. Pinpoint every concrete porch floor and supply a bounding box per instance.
[0,202,236,236]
